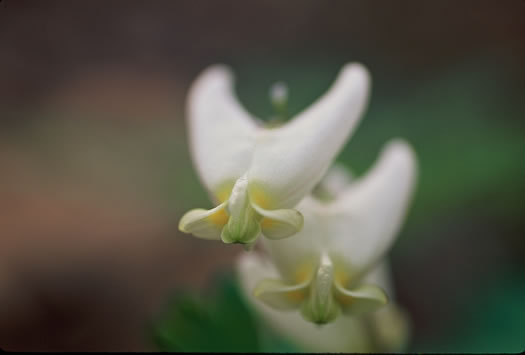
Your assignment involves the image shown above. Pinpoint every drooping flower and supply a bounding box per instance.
[237,254,410,352]
[240,140,417,324]
[178,63,370,246]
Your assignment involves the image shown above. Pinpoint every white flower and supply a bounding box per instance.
[237,254,410,352]
[178,63,370,246]
[242,140,417,324]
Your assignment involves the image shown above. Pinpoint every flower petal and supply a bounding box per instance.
[220,174,261,244]
[236,251,281,289]
[300,253,340,324]
[329,139,417,275]
[370,303,411,352]
[259,197,326,282]
[252,204,304,240]
[362,259,395,296]
[187,65,259,200]
[334,282,388,316]
[253,278,310,310]
[221,208,261,244]
[363,260,411,351]
[248,63,370,209]
[312,163,355,201]
[178,202,228,240]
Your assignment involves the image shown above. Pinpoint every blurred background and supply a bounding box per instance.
[0,0,524,352]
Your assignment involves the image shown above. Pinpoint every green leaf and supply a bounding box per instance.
[149,275,261,352]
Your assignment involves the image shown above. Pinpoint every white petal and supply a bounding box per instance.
[178,202,228,240]
[259,196,326,282]
[334,282,388,315]
[251,204,303,240]
[364,260,411,351]
[238,252,309,310]
[247,63,370,209]
[187,65,259,200]
[362,259,395,296]
[328,139,417,276]
[369,303,411,352]
[236,251,281,291]
[253,278,309,310]
[235,253,373,353]
[313,163,354,200]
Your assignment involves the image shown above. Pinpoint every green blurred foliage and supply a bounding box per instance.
[150,276,259,352]
[452,270,525,353]
[149,275,301,352]
[413,267,525,353]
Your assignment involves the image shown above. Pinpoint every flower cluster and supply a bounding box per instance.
[178,63,417,348]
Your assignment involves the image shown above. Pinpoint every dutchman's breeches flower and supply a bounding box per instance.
[178,63,370,246]
[239,140,417,324]
[237,255,410,352]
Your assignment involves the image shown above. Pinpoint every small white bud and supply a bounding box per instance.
[269,81,289,107]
